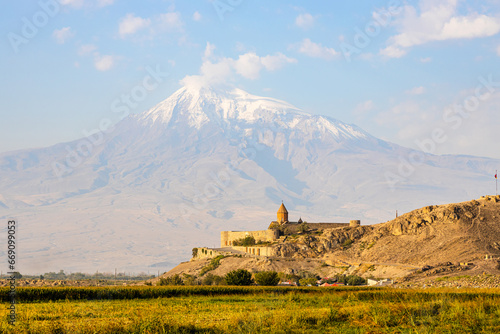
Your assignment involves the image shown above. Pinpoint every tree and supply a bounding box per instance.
[299,277,317,286]
[192,248,198,258]
[157,274,184,286]
[254,271,280,286]
[202,273,226,286]
[232,236,256,247]
[298,223,309,233]
[225,269,254,286]
[182,274,198,285]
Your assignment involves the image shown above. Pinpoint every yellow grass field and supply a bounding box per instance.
[2,286,500,333]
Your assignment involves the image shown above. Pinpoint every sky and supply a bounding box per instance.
[1,0,500,159]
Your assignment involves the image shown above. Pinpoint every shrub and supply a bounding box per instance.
[299,278,318,286]
[201,273,226,286]
[225,269,254,286]
[298,223,309,233]
[232,236,256,247]
[278,272,300,284]
[346,275,366,286]
[200,255,225,276]
[334,274,366,286]
[254,271,280,286]
[182,274,198,285]
[342,239,353,248]
[157,274,184,286]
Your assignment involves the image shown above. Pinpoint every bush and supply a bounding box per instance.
[298,223,309,233]
[182,274,198,285]
[232,236,256,247]
[225,269,254,286]
[201,273,226,286]
[157,274,184,286]
[278,272,300,284]
[254,271,280,286]
[299,278,318,286]
[342,239,353,248]
[334,274,366,286]
[200,255,225,276]
[346,275,366,286]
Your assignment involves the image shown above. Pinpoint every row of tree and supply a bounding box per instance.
[158,270,279,286]
[157,270,366,286]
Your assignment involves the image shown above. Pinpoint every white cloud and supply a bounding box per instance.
[496,45,500,56]
[294,38,338,60]
[406,86,426,95]
[380,45,407,58]
[233,52,296,80]
[119,14,151,38]
[193,11,202,21]
[420,57,432,63]
[261,53,297,71]
[52,27,74,44]
[295,13,315,30]
[59,0,85,7]
[159,12,184,31]
[78,44,97,56]
[381,0,500,57]
[96,0,114,7]
[94,55,116,71]
[354,100,374,116]
[181,46,297,88]
[204,42,216,59]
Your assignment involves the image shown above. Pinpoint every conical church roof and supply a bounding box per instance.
[277,202,288,214]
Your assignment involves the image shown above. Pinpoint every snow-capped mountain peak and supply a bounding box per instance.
[137,85,370,143]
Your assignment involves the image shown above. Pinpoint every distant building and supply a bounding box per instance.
[220,203,361,250]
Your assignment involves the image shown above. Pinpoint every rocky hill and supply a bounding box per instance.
[160,196,500,285]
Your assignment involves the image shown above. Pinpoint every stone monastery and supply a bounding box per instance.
[194,203,361,260]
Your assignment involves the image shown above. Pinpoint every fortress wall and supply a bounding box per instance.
[220,229,279,248]
[192,247,231,260]
[314,223,351,229]
[192,246,274,260]
[232,246,274,257]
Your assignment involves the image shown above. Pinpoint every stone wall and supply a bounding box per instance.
[220,229,279,248]
[192,247,232,260]
[232,246,274,257]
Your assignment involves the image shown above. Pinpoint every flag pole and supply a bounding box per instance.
[496,170,498,196]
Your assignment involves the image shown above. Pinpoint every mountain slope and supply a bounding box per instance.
[0,84,498,274]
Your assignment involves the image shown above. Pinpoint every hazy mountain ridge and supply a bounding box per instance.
[0,84,498,274]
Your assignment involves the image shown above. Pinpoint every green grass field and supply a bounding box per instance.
[2,286,500,333]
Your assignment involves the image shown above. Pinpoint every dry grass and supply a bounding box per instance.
[1,287,500,333]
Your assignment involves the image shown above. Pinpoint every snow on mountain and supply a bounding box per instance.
[0,84,498,274]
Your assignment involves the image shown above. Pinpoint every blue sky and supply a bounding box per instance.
[2,0,500,158]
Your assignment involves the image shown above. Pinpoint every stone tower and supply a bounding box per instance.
[277,202,289,224]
